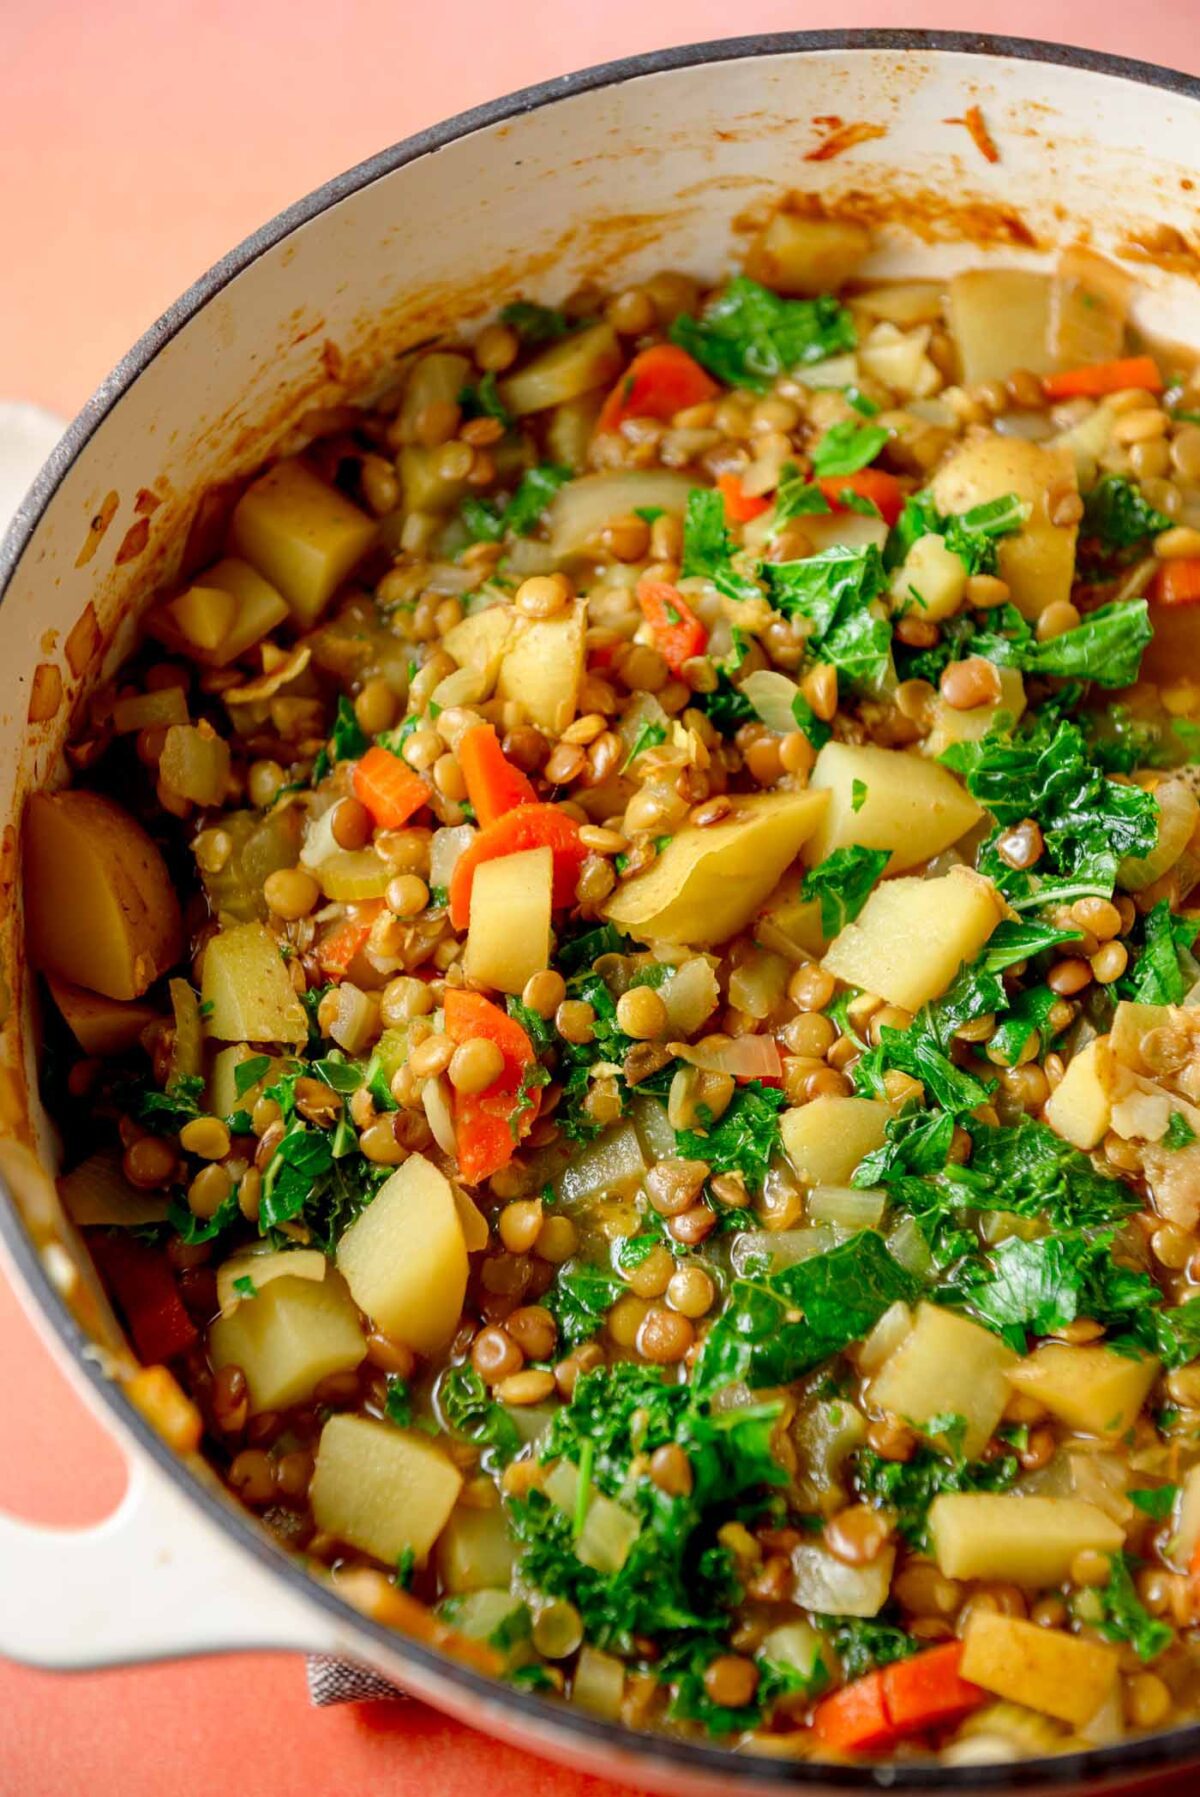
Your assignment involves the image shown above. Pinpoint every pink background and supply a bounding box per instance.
[2,2,1199,1791]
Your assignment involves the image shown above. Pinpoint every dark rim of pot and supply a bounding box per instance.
[2,30,1199,1793]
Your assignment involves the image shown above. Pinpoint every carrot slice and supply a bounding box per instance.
[316,900,384,979]
[1153,557,1200,607]
[597,343,718,435]
[1042,354,1163,401]
[457,722,537,827]
[352,745,431,829]
[637,577,707,675]
[717,471,771,524]
[448,802,585,930]
[90,1233,198,1364]
[443,988,540,1183]
[818,468,905,527]
[880,1642,986,1735]
[811,1669,893,1754]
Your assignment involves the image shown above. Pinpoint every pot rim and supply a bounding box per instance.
[3,29,1200,1790]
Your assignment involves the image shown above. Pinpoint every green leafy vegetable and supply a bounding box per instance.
[766,544,892,695]
[971,599,1152,690]
[799,846,889,937]
[438,1363,521,1465]
[680,487,764,606]
[854,1438,1019,1549]
[811,421,889,477]
[887,491,1027,578]
[384,1376,414,1428]
[499,300,572,345]
[675,1081,785,1191]
[1129,1485,1179,1520]
[1087,1553,1174,1662]
[462,463,571,543]
[545,1263,625,1349]
[1082,476,1173,553]
[135,1072,206,1133]
[458,371,512,427]
[823,1617,920,1680]
[670,278,855,393]
[625,718,668,767]
[1124,901,1200,1006]
[1166,1112,1198,1150]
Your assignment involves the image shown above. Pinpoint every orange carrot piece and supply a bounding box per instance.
[717,471,771,524]
[637,577,707,675]
[1153,558,1200,608]
[811,1670,894,1754]
[597,343,718,435]
[448,802,586,930]
[1043,354,1163,401]
[316,900,384,978]
[818,467,906,527]
[352,745,431,829]
[457,722,537,827]
[881,1642,986,1735]
[443,988,540,1183]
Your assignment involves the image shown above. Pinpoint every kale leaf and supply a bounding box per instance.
[670,278,855,392]
[675,1081,785,1191]
[799,846,890,938]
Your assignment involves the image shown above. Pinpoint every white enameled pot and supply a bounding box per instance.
[2,33,1199,1794]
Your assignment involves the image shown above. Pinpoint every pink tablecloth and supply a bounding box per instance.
[2,2,1199,1790]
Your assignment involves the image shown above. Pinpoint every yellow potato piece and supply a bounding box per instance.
[25,789,183,1000]
[230,458,377,626]
[744,211,871,297]
[603,790,827,947]
[822,867,1004,1012]
[499,321,623,416]
[465,845,552,994]
[869,1303,1017,1459]
[780,1095,891,1187]
[930,1492,1123,1587]
[46,977,160,1056]
[336,1153,468,1355]
[201,922,309,1045]
[443,603,516,687]
[159,723,231,808]
[209,1271,366,1413]
[803,742,981,874]
[188,558,290,667]
[437,1504,518,1594]
[1044,1035,1114,1150]
[947,270,1054,384]
[960,1610,1119,1728]
[931,432,1078,620]
[495,600,586,735]
[310,1414,462,1568]
[1007,1342,1159,1438]
[168,582,236,651]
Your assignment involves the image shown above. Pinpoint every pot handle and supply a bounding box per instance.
[0,1451,340,1668]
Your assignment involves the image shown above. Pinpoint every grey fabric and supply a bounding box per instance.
[307,1654,405,1705]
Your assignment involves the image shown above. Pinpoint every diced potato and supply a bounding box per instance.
[1175,1463,1200,1565]
[791,1540,896,1617]
[1044,1035,1113,1150]
[201,922,308,1045]
[209,1271,366,1412]
[822,867,1003,1012]
[1007,1342,1159,1438]
[781,1096,891,1187]
[1118,779,1198,892]
[926,667,1026,759]
[870,1303,1018,1459]
[803,742,981,874]
[754,872,827,961]
[500,322,623,416]
[603,790,827,947]
[215,1246,326,1317]
[546,393,603,472]
[25,789,183,1000]
[442,602,515,688]
[167,582,236,651]
[1048,245,1132,371]
[46,977,159,1056]
[110,687,190,735]
[170,558,293,667]
[230,459,377,627]
[1111,1001,1176,1074]
[158,723,231,808]
[310,1414,462,1568]
[465,846,552,994]
[336,1153,468,1355]
[947,270,1053,384]
[960,1610,1119,1728]
[59,1151,170,1227]
[572,1644,626,1720]
[437,1503,517,1594]
[495,600,587,734]
[930,1492,1123,1586]
[547,471,695,560]
[931,434,1078,620]
[890,532,968,622]
[858,322,940,400]
[744,210,871,296]
[397,351,472,441]
[398,443,474,515]
[852,282,946,328]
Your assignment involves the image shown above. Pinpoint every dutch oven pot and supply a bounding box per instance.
[2,32,1199,1795]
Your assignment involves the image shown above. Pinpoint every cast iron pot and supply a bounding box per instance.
[2,31,1199,1794]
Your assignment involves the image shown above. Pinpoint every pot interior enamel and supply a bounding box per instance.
[3,33,1200,1795]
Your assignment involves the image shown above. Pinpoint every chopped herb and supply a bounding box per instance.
[395,1546,416,1591]
[1082,476,1173,555]
[457,370,512,427]
[670,277,855,393]
[811,420,889,477]
[681,487,764,607]
[1123,901,1200,1006]
[1084,1553,1174,1662]
[1129,1485,1179,1521]
[438,1363,521,1465]
[799,845,889,937]
[624,719,668,768]
[233,1056,272,1099]
[635,505,665,524]
[135,1072,206,1133]
[231,1274,258,1300]
[790,689,832,749]
[384,1376,414,1429]
[1166,1112,1198,1150]
[499,299,572,345]
[850,778,868,813]
[675,1081,785,1192]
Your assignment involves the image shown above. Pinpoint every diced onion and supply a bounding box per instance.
[731,1227,835,1274]
[741,669,804,736]
[424,1074,458,1157]
[572,1645,625,1720]
[629,1096,677,1162]
[430,824,476,894]
[885,1214,933,1280]
[672,1034,782,1082]
[58,1152,170,1228]
[557,1120,646,1204]
[547,470,694,558]
[329,982,379,1054]
[318,849,393,902]
[660,956,720,1037]
[806,1185,887,1230]
[451,1181,490,1252]
[857,1298,915,1375]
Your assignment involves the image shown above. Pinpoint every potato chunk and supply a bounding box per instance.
[25,789,182,1000]
[1006,1342,1159,1438]
[1044,1035,1113,1150]
[781,1096,891,1186]
[931,433,1078,619]
[208,1270,366,1413]
[791,1540,896,1617]
[803,742,980,874]
[889,532,967,622]
[822,867,1003,1012]
[46,977,160,1055]
[947,270,1053,384]
[744,211,871,297]
[869,1303,1017,1459]
[230,459,377,626]
[465,846,552,994]
[495,600,586,735]
[310,1414,462,1568]
[200,922,308,1044]
[960,1610,1118,1727]
[437,1504,517,1595]
[603,790,827,947]
[499,322,623,416]
[930,1492,1123,1587]
[336,1153,468,1355]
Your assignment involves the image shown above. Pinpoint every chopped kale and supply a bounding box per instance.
[670,278,855,392]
